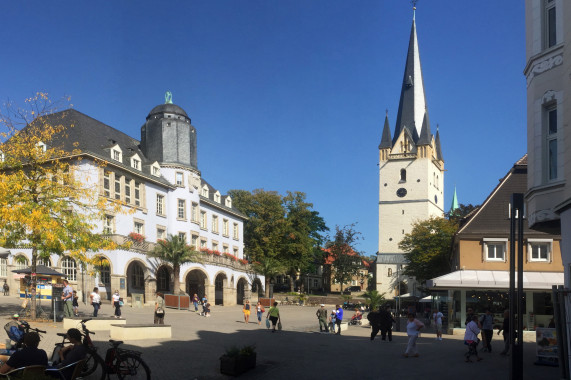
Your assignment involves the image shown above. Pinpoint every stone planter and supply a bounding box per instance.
[220,353,256,376]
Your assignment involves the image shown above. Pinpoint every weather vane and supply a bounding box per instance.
[411,0,418,19]
[165,91,173,104]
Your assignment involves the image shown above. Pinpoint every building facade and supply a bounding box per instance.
[428,156,563,331]
[0,99,264,306]
[376,12,445,298]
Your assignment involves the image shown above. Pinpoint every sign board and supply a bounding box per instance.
[120,278,125,290]
[536,328,558,358]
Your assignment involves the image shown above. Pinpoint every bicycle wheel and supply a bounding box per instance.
[81,347,106,380]
[116,353,151,380]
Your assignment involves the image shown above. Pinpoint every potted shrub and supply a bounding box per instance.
[220,345,256,376]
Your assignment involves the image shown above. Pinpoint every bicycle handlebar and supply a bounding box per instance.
[32,328,46,334]
[81,318,92,323]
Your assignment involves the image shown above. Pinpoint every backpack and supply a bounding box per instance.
[8,325,24,343]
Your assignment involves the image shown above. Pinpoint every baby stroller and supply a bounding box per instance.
[4,320,26,349]
[349,313,363,326]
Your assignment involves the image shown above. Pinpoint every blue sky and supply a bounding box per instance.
[1,1,526,256]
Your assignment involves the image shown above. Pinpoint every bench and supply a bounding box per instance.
[63,317,126,331]
[110,324,172,340]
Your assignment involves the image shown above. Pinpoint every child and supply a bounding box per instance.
[329,310,336,333]
[72,291,79,317]
[204,302,211,317]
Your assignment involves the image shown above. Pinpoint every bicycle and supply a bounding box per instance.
[56,318,151,379]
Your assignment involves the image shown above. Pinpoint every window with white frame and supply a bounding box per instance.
[233,247,239,256]
[103,215,115,234]
[191,234,199,249]
[223,244,229,253]
[200,239,207,249]
[114,174,122,200]
[152,164,161,177]
[156,194,165,216]
[546,106,558,181]
[178,232,187,243]
[125,179,131,204]
[15,255,29,270]
[200,211,207,230]
[545,0,556,49]
[233,223,239,240]
[175,172,184,186]
[201,185,209,197]
[134,182,141,206]
[191,203,199,223]
[134,220,144,235]
[223,219,229,237]
[39,257,51,267]
[112,148,121,162]
[100,265,111,285]
[157,227,166,241]
[212,215,219,234]
[214,191,221,203]
[103,171,111,197]
[131,157,140,170]
[225,197,232,208]
[62,257,77,281]
[484,239,507,261]
[0,259,7,277]
[528,239,552,262]
[212,242,218,252]
[177,199,186,220]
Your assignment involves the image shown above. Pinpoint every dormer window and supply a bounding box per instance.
[201,185,209,198]
[225,196,232,208]
[37,141,47,152]
[151,162,161,177]
[111,145,122,162]
[214,191,221,203]
[131,154,141,171]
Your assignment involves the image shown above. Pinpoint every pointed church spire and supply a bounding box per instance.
[418,110,432,145]
[392,8,428,146]
[435,126,443,160]
[378,111,392,149]
[450,186,459,213]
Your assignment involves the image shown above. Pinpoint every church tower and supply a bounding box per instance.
[376,9,445,299]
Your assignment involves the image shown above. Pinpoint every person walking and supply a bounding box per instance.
[112,290,122,318]
[61,280,74,318]
[90,287,101,317]
[367,307,382,341]
[433,308,444,341]
[480,308,494,352]
[379,305,396,342]
[464,315,483,362]
[316,304,329,333]
[334,305,343,335]
[201,295,208,316]
[497,309,510,355]
[3,280,9,296]
[192,294,200,312]
[72,291,79,317]
[266,302,280,332]
[256,301,264,325]
[154,291,165,324]
[243,300,251,324]
[403,313,424,358]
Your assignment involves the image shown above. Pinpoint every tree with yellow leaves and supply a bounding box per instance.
[0,93,126,319]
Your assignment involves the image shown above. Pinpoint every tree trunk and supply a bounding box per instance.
[265,277,270,298]
[173,265,180,295]
[30,246,37,320]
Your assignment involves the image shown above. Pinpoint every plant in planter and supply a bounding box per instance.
[128,232,146,243]
[220,344,256,376]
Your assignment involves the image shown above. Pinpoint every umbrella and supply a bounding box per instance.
[0,247,10,259]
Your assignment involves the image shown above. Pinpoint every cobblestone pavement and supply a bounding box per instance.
[0,297,561,379]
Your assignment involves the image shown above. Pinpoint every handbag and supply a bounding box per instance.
[156,307,165,316]
[265,318,270,329]
[277,321,282,330]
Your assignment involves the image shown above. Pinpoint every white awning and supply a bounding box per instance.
[419,295,432,303]
[426,270,563,291]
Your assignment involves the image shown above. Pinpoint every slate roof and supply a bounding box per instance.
[378,114,392,149]
[456,154,558,238]
[12,265,65,277]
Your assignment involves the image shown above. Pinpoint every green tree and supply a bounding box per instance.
[252,257,287,297]
[398,217,457,285]
[446,203,478,224]
[327,224,362,292]
[147,234,203,294]
[362,289,385,311]
[0,94,126,319]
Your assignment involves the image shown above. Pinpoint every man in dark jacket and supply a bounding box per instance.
[379,305,396,342]
[367,308,382,341]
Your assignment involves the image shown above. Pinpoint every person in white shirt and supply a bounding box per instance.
[432,308,444,341]
[112,290,121,318]
[403,313,424,358]
[464,315,483,362]
[90,287,101,317]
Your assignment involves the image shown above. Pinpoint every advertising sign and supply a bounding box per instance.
[536,328,558,358]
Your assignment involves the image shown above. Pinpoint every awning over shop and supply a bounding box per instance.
[426,270,563,291]
[0,247,11,259]
[12,265,66,277]
[419,295,432,303]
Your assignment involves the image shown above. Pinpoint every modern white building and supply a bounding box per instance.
[376,11,445,298]
[0,97,264,306]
